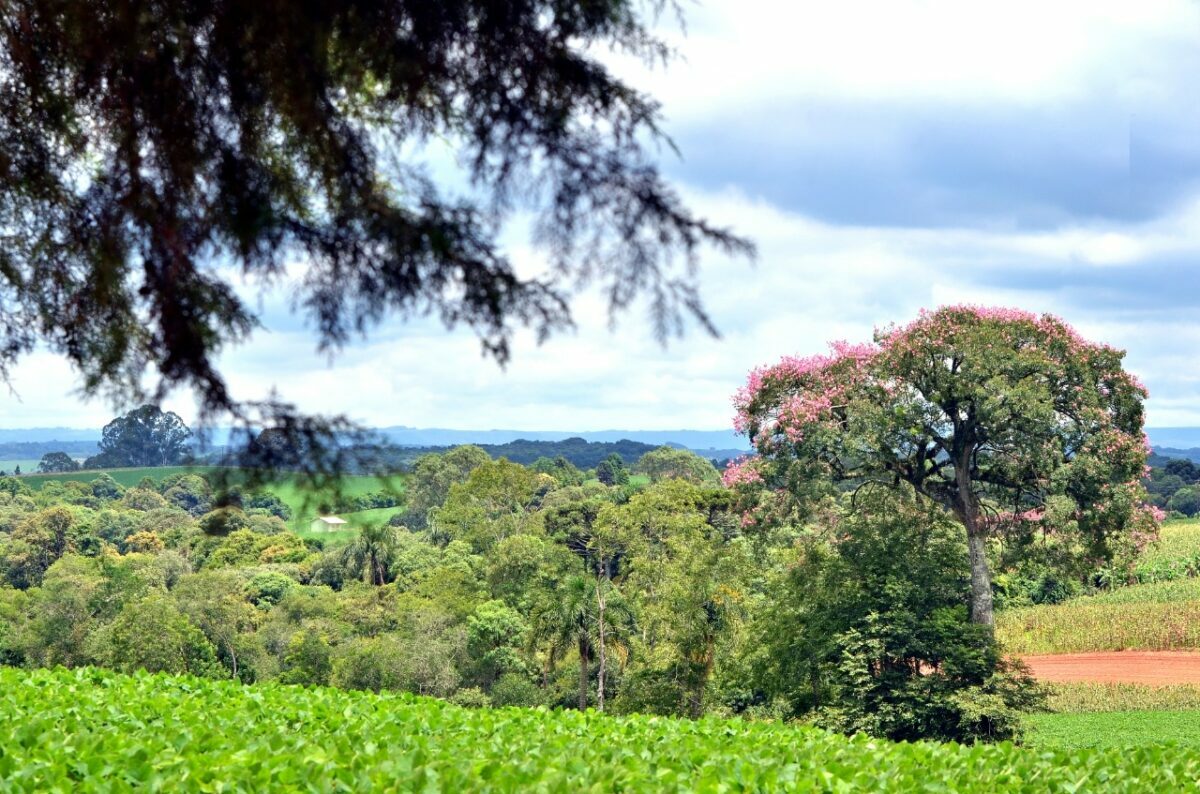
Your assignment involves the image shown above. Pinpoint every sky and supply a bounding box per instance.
[6,0,1200,430]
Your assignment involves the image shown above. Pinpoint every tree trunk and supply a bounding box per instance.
[578,635,589,711]
[966,527,994,626]
[688,638,715,719]
[596,579,607,712]
[955,456,995,627]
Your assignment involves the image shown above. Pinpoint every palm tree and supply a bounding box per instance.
[341,523,400,586]
[532,574,595,710]
[530,573,635,711]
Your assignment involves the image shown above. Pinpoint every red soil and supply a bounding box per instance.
[1020,652,1200,685]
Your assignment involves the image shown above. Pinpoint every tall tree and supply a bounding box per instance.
[733,306,1154,626]
[85,405,192,468]
[0,0,751,441]
[342,524,402,586]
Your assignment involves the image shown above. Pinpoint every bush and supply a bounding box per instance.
[755,487,1044,743]
[244,571,296,607]
[489,673,542,707]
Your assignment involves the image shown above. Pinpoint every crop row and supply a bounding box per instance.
[1,667,1199,792]
[997,594,1200,654]
[1045,682,1200,713]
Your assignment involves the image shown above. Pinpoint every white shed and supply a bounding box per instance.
[309,516,349,532]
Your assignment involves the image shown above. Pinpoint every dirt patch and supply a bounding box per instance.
[1020,652,1200,685]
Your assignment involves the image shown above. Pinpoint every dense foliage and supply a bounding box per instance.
[84,405,193,469]
[2,666,1198,791]
[732,306,1154,626]
[753,488,1041,742]
[0,445,777,722]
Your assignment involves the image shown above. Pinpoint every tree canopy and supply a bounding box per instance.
[84,405,193,469]
[731,305,1155,626]
[0,0,751,440]
[36,452,79,474]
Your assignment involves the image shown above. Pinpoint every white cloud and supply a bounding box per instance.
[612,0,1200,118]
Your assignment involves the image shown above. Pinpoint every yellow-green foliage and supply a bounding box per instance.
[20,466,404,532]
[997,520,1200,654]
[1046,682,1200,713]
[997,597,1200,654]
[1132,520,1200,582]
[5,666,1200,791]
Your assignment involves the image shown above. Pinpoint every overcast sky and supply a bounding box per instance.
[7,0,1200,430]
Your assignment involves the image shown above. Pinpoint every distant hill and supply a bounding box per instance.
[1151,447,1200,465]
[376,426,748,451]
[1147,428,1200,449]
[475,437,658,467]
[0,440,99,461]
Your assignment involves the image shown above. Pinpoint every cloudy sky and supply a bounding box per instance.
[7,0,1200,430]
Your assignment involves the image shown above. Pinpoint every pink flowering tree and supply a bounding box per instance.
[733,305,1153,627]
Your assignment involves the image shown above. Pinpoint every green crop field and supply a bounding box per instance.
[996,587,1200,654]
[3,667,1200,792]
[1045,682,1200,714]
[1027,711,1200,750]
[0,460,41,474]
[1132,519,1200,583]
[996,519,1200,655]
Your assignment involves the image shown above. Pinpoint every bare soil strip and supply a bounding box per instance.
[1021,652,1200,685]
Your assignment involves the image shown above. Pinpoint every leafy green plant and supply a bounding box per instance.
[2,667,1200,791]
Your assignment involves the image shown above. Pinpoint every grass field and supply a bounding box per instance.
[5,667,1200,791]
[1027,711,1200,750]
[18,465,405,536]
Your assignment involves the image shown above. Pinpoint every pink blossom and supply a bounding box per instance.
[722,456,764,488]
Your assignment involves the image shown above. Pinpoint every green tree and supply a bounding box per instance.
[531,574,597,711]
[403,446,491,530]
[84,405,192,468]
[163,475,213,516]
[734,306,1153,626]
[279,629,334,687]
[634,447,720,486]
[342,524,402,586]
[0,506,77,587]
[530,456,585,487]
[88,593,222,677]
[605,480,750,717]
[430,459,541,551]
[1168,486,1200,517]
[466,600,529,689]
[36,452,79,474]
[595,454,630,487]
[172,572,264,681]
[753,488,1042,742]
[90,474,124,502]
